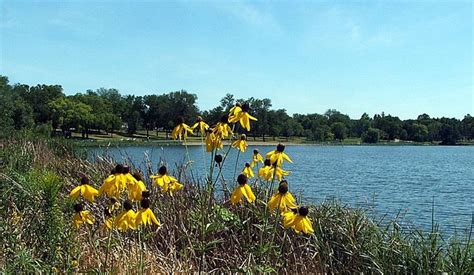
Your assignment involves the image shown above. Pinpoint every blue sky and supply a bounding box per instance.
[1,0,472,119]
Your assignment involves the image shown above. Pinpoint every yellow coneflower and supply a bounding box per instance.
[99,168,119,198]
[128,172,147,201]
[242,162,254,178]
[214,115,233,138]
[205,128,223,152]
[167,180,184,195]
[70,177,99,203]
[150,166,183,194]
[100,164,134,198]
[283,207,314,234]
[268,180,297,212]
[72,203,95,228]
[114,164,128,192]
[171,116,194,140]
[266,163,290,181]
[266,143,292,166]
[229,102,242,117]
[251,149,264,168]
[108,197,121,213]
[231,134,248,152]
[101,209,114,231]
[229,102,257,131]
[135,198,160,227]
[114,200,136,231]
[231,174,256,205]
[258,159,272,179]
[192,116,209,135]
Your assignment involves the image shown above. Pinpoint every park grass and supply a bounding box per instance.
[69,130,452,147]
[0,138,472,273]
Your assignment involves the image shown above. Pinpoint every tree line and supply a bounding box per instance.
[1,75,472,144]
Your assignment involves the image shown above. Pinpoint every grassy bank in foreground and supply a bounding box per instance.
[0,138,472,273]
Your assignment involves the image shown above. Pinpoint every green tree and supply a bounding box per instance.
[73,91,120,133]
[202,106,224,127]
[361,128,380,143]
[411,123,429,142]
[0,77,35,133]
[373,113,402,140]
[220,93,235,111]
[331,122,347,141]
[49,97,93,137]
[439,123,460,145]
[427,121,442,142]
[400,129,408,140]
[353,113,371,137]
[0,76,15,135]
[97,88,127,119]
[282,118,304,141]
[20,84,64,124]
[461,114,474,140]
[247,98,272,140]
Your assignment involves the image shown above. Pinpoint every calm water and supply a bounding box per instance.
[88,145,473,233]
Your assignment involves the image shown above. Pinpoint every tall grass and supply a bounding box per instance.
[0,138,472,273]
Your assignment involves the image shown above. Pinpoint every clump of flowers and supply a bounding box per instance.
[67,106,319,272]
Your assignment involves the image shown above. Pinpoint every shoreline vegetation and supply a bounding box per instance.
[1,137,472,273]
[1,75,473,147]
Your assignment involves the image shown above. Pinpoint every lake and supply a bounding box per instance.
[88,144,473,234]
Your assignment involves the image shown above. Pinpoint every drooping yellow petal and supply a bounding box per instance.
[247,113,257,121]
[290,216,304,233]
[251,153,264,168]
[136,208,160,227]
[73,210,95,228]
[242,184,256,203]
[268,193,281,211]
[229,105,242,117]
[128,180,146,201]
[269,192,297,213]
[192,121,209,135]
[302,217,314,234]
[230,186,243,205]
[282,152,293,163]
[100,174,119,197]
[83,185,99,202]
[69,186,82,200]
[102,217,114,230]
[171,124,181,140]
[168,181,183,195]
[115,210,136,231]
[242,166,254,178]
[282,210,297,228]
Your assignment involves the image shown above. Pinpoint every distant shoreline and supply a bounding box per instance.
[72,138,474,147]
